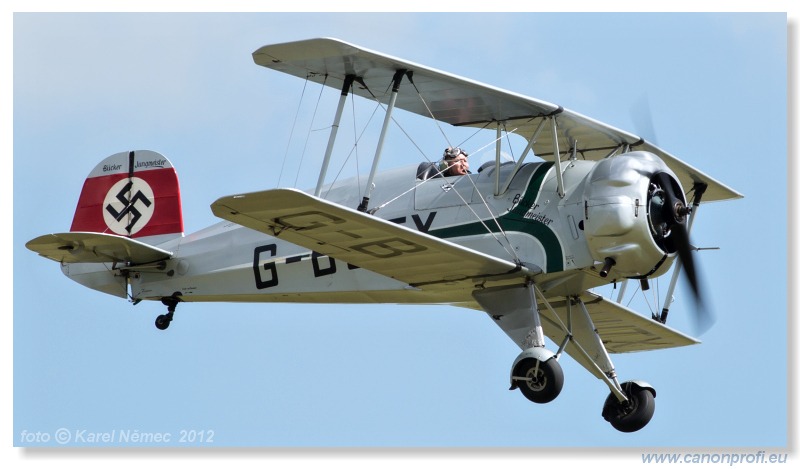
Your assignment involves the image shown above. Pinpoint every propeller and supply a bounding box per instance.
[651,172,715,334]
[632,96,714,334]
[632,94,658,145]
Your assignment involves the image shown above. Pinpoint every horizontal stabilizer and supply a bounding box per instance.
[211,188,530,288]
[26,232,173,264]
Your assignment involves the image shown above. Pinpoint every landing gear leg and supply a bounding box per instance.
[473,282,564,404]
[155,295,180,330]
[560,296,657,433]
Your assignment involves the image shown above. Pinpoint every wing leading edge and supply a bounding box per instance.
[253,37,742,203]
[211,188,533,289]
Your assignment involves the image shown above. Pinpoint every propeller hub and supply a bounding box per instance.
[673,200,689,223]
[647,172,689,254]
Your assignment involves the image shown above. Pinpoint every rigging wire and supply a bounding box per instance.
[408,79,455,149]
[502,121,517,162]
[323,100,382,199]
[362,80,522,264]
[625,283,641,308]
[293,74,328,188]
[369,162,521,265]
[463,173,521,264]
[619,278,661,319]
[298,74,526,266]
[407,75,496,156]
[278,75,310,187]
[455,122,493,151]
[351,91,362,196]
[456,124,524,265]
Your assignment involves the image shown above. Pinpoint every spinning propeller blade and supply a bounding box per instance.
[654,172,715,335]
[632,94,658,145]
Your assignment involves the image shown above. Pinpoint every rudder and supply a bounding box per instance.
[70,150,184,245]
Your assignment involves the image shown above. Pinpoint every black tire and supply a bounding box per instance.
[514,357,564,404]
[155,314,171,330]
[603,385,655,433]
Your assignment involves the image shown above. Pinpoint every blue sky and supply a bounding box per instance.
[5,6,793,466]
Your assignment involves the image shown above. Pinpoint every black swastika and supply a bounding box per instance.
[105,181,152,234]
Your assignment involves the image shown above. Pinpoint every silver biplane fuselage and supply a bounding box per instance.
[117,153,673,306]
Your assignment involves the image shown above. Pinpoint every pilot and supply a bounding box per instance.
[442,147,470,176]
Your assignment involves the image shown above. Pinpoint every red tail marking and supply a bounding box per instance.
[70,167,183,238]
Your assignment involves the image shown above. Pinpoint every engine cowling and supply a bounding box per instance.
[582,151,687,279]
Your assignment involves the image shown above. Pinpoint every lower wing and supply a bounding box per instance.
[211,188,533,289]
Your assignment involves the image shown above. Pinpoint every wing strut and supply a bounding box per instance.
[494,124,502,196]
[531,289,628,402]
[498,118,547,195]
[357,69,408,212]
[551,116,566,198]
[315,74,357,197]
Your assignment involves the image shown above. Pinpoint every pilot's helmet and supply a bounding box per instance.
[443,147,468,160]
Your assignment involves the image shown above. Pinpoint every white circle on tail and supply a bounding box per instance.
[102,177,156,236]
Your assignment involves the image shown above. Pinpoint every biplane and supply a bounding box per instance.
[26,38,742,433]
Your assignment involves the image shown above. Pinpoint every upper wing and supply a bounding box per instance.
[253,37,742,203]
[211,188,532,288]
[26,232,173,264]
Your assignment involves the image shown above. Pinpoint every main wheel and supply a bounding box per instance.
[602,384,655,432]
[514,357,564,404]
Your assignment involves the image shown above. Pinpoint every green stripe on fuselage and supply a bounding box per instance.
[428,163,564,273]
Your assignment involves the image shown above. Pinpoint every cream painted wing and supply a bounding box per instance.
[253,37,741,203]
[211,188,532,289]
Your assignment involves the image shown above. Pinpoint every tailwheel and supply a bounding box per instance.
[602,381,656,432]
[155,313,173,330]
[155,294,180,331]
[513,357,564,404]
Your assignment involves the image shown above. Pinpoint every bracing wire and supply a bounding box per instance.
[363,81,523,264]
[456,123,525,265]
[304,73,527,266]
[625,283,641,308]
[293,75,328,188]
[454,122,494,151]
[620,279,660,318]
[464,175,521,264]
[502,121,517,162]
[323,101,382,199]
[351,91,362,196]
[278,76,310,187]
[408,79,455,149]
[369,162,520,265]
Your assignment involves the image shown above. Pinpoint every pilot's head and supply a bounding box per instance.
[443,147,469,176]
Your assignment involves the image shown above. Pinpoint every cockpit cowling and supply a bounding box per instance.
[582,151,687,279]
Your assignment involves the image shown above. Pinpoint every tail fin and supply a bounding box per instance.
[70,150,183,245]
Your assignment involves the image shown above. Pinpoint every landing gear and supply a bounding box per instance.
[155,313,172,330]
[155,295,180,330]
[513,356,564,404]
[475,285,660,431]
[474,285,565,405]
[602,382,656,433]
